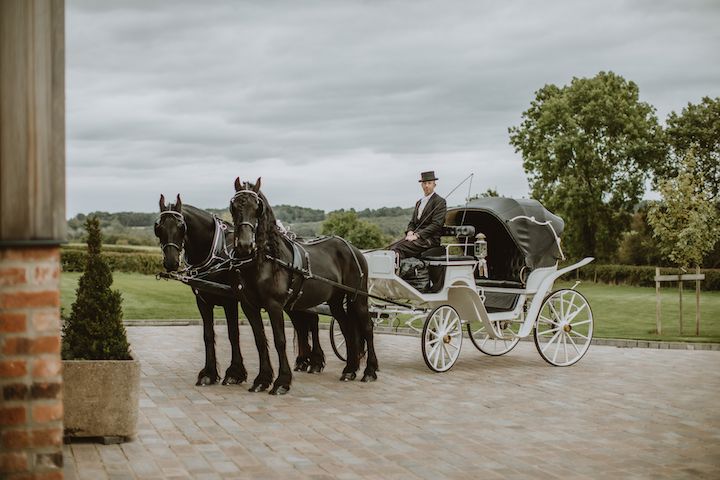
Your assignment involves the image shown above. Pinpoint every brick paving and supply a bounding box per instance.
[63,325,720,479]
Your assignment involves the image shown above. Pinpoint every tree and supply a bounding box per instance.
[321,210,387,249]
[647,151,720,269]
[508,71,666,260]
[615,203,664,266]
[661,96,720,198]
[62,216,131,360]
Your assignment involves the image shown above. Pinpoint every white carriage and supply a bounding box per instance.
[330,197,595,372]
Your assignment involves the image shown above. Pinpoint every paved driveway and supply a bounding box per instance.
[63,325,720,479]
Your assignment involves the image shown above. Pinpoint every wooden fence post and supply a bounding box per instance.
[678,268,683,334]
[655,267,661,335]
[696,265,701,336]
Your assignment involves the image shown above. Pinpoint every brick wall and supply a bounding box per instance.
[0,247,63,480]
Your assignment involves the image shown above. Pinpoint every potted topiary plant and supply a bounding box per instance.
[62,216,140,443]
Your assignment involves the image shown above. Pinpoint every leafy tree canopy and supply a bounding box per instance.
[661,96,720,198]
[648,151,720,268]
[508,71,666,260]
[321,211,387,249]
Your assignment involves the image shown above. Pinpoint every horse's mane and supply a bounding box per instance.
[244,182,281,263]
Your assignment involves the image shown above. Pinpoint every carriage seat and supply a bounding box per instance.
[416,225,476,261]
[423,255,476,262]
[475,278,524,289]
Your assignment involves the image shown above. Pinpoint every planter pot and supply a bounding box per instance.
[63,355,140,442]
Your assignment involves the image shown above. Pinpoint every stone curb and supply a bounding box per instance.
[123,319,720,351]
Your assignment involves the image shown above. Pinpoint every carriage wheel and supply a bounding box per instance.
[329,317,367,362]
[329,317,347,361]
[467,318,521,356]
[533,289,593,367]
[421,305,462,373]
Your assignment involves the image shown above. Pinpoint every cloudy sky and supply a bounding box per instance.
[66,0,720,216]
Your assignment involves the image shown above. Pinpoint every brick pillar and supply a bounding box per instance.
[0,247,63,480]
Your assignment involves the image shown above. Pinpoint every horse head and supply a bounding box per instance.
[155,193,186,271]
[229,177,266,258]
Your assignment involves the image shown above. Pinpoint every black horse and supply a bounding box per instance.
[155,195,324,391]
[229,177,378,395]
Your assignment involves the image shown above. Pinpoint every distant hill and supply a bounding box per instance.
[67,205,413,245]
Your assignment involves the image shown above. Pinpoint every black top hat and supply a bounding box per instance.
[419,171,438,182]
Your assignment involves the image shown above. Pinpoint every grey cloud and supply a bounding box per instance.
[66,0,720,215]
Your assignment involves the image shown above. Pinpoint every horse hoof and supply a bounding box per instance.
[339,372,356,382]
[197,376,214,386]
[248,383,269,393]
[361,373,377,383]
[223,376,245,385]
[308,365,324,374]
[269,385,290,395]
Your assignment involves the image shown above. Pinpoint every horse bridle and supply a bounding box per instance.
[156,210,187,256]
[230,189,264,252]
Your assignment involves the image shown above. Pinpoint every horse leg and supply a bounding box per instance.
[349,298,378,382]
[307,311,325,374]
[268,303,292,395]
[196,294,220,386]
[243,300,274,393]
[221,300,247,385]
[288,311,311,372]
[329,297,360,381]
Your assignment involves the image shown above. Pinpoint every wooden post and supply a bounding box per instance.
[678,268,683,335]
[655,269,704,338]
[696,265,701,336]
[0,0,66,243]
[655,267,661,335]
[0,2,66,478]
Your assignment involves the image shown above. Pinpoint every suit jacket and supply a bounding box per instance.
[406,192,447,246]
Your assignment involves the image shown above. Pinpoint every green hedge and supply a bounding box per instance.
[61,247,720,291]
[561,263,720,291]
[61,249,163,275]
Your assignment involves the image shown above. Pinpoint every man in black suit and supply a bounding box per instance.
[391,171,447,260]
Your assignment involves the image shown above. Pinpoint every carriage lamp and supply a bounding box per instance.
[474,233,488,277]
[474,233,487,259]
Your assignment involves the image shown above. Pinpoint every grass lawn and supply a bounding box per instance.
[560,280,720,342]
[60,272,720,343]
[61,272,203,320]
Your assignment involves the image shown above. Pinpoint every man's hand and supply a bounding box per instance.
[405,231,418,241]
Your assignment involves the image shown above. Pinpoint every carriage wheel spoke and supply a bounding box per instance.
[429,342,442,365]
[565,302,587,323]
[440,309,450,331]
[563,334,569,363]
[548,302,563,323]
[570,318,592,327]
[552,334,562,363]
[538,327,559,336]
[569,330,589,340]
[541,330,561,354]
[566,332,582,355]
[538,314,558,326]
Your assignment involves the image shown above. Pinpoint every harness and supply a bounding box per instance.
[231,189,263,252]
[156,210,238,293]
[265,235,365,308]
